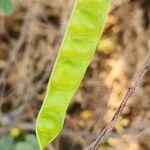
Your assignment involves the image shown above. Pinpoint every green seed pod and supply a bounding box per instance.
[36,0,111,149]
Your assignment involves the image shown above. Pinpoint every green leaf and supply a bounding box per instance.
[0,135,14,150]
[15,142,35,150]
[0,0,14,15]
[36,0,111,149]
[25,134,39,150]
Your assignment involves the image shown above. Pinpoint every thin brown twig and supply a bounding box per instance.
[87,51,150,150]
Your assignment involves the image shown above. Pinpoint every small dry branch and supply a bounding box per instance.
[87,51,150,150]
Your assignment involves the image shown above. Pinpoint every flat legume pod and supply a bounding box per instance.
[36,0,111,149]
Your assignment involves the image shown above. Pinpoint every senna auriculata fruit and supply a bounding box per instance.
[36,0,111,149]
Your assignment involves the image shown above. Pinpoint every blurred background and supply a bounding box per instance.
[0,0,149,149]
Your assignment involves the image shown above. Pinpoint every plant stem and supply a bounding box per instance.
[87,51,150,150]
